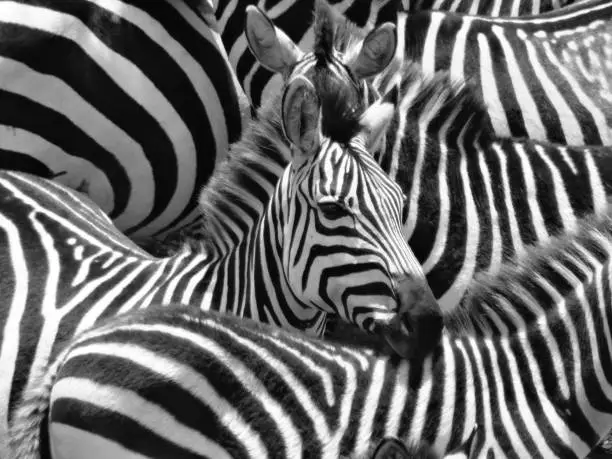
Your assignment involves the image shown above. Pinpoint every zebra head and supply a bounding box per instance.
[278,75,442,359]
[245,0,397,107]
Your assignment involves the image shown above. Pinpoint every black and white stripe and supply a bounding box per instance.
[14,213,612,458]
[0,0,249,242]
[400,0,612,145]
[401,0,577,16]
[0,73,439,458]
[212,0,577,110]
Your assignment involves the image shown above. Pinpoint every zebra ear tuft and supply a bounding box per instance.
[357,91,396,151]
[281,76,321,163]
[347,22,397,79]
[245,6,303,74]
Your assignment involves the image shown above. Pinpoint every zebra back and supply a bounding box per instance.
[0,0,250,242]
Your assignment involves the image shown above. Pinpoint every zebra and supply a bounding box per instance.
[0,0,251,243]
[12,212,612,458]
[246,6,612,313]
[398,0,612,145]
[213,0,578,111]
[9,296,480,459]
[0,70,442,457]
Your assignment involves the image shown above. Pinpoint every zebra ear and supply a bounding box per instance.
[357,85,398,151]
[245,6,304,74]
[347,22,397,79]
[281,76,321,163]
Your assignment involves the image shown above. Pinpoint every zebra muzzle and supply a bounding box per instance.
[382,279,443,360]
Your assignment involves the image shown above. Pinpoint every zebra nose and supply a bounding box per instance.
[383,278,443,360]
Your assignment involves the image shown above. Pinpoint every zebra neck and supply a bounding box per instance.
[194,93,292,255]
[169,203,327,335]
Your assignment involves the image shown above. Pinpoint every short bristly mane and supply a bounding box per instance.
[444,213,612,337]
[312,0,368,64]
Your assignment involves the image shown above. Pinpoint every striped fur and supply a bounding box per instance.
[213,0,577,110]
[14,212,612,458]
[0,0,250,242]
[401,0,612,145]
[0,75,439,458]
[246,9,612,311]
[401,0,577,15]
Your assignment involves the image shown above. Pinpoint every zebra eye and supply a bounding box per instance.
[318,201,347,219]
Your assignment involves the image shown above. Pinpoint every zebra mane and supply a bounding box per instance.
[398,66,496,148]
[313,0,368,64]
[444,213,612,337]
[193,75,365,252]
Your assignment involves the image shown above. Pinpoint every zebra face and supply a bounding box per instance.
[280,76,442,360]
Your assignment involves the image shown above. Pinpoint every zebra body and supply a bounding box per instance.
[400,0,612,145]
[0,69,440,456]
[0,0,249,242]
[246,7,612,312]
[14,213,612,458]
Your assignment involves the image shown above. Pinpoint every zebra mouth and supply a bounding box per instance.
[377,286,443,359]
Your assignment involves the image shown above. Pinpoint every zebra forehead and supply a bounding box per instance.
[312,144,402,199]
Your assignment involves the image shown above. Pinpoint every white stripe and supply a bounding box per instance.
[477,33,511,137]
[437,129,479,313]
[0,126,115,213]
[518,28,584,144]
[51,377,237,459]
[514,143,549,242]
[0,56,152,227]
[492,143,524,256]
[533,144,577,232]
[491,25,547,141]
[541,39,612,144]
[477,146,503,275]
[50,424,157,459]
[0,214,29,457]
[449,17,472,83]
[421,13,443,75]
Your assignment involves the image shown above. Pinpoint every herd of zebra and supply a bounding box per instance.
[3,0,612,457]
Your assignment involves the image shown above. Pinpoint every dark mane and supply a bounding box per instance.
[398,65,495,147]
[444,213,612,337]
[312,0,367,63]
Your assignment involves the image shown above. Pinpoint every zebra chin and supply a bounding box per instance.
[369,278,444,361]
